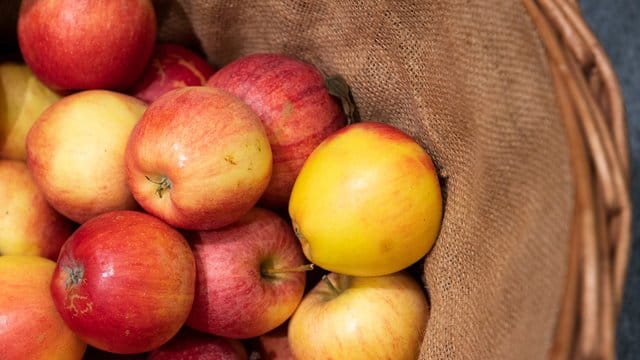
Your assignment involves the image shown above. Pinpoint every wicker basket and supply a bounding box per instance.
[523,0,631,359]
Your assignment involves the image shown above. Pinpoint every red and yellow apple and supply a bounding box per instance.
[125,86,272,230]
[208,53,346,209]
[288,121,443,276]
[50,210,196,354]
[129,43,216,104]
[288,271,430,360]
[186,207,307,338]
[17,0,156,91]
[148,328,247,360]
[26,90,146,223]
[0,160,73,260]
[0,255,87,360]
[0,62,61,160]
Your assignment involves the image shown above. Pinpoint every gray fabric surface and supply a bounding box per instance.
[581,1,640,358]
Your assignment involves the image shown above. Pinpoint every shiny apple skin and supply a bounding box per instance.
[17,0,156,91]
[186,208,306,339]
[125,86,272,231]
[130,43,216,104]
[207,53,346,209]
[50,210,196,354]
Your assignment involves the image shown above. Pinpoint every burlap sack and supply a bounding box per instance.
[2,1,574,359]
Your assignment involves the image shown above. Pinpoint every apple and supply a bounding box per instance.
[0,62,61,161]
[50,210,196,354]
[252,322,295,360]
[207,53,346,209]
[26,89,146,223]
[0,159,73,260]
[288,121,443,276]
[288,271,430,360]
[186,207,307,339]
[17,0,156,91]
[148,328,247,360]
[129,43,216,104]
[125,86,272,230]
[0,255,87,359]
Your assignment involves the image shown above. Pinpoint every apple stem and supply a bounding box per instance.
[322,274,341,295]
[263,263,314,275]
[145,175,172,198]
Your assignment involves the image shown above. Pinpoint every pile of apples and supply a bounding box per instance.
[1,1,443,359]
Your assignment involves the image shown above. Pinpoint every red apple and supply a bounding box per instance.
[0,255,87,360]
[125,86,272,230]
[207,53,346,209]
[50,210,196,354]
[129,43,216,104]
[18,0,156,91]
[186,207,307,339]
[252,322,295,360]
[148,328,247,360]
[288,271,430,360]
[0,159,73,260]
[26,90,147,223]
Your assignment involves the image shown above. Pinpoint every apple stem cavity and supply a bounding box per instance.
[322,274,342,295]
[145,175,172,198]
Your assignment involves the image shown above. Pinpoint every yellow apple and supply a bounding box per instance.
[26,90,147,223]
[0,62,61,160]
[288,121,443,276]
[0,255,87,359]
[288,271,429,360]
[0,159,73,259]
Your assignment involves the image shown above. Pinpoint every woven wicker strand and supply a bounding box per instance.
[522,0,631,359]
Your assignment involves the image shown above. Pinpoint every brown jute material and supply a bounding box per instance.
[155,1,574,359]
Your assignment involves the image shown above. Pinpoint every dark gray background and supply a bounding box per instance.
[581,0,640,357]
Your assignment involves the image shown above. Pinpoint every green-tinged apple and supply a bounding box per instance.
[50,210,196,354]
[18,0,156,91]
[125,86,272,230]
[288,271,430,360]
[0,255,87,360]
[207,53,346,209]
[26,90,146,223]
[0,160,73,259]
[289,121,443,276]
[0,62,61,160]
[129,43,216,104]
[148,328,247,360]
[186,207,307,338]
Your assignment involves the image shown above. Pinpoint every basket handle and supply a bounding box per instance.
[522,0,631,359]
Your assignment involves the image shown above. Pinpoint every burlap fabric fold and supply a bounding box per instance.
[2,0,574,358]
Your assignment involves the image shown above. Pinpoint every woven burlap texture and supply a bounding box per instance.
[156,0,574,359]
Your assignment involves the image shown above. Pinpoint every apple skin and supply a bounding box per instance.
[252,322,295,360]
[129,43,216,104]
[148,328,247,360]
[26,89,146,223]
[288,121,443,276]
[288,271,430,360]
[207,53,346,209]
[0,255,87,360]
[0,160,73,260]
[17,0,156,91]
[125,86,272,231]
[0,62,61,161]
[50,210,196,354]
[186,207,306,339]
